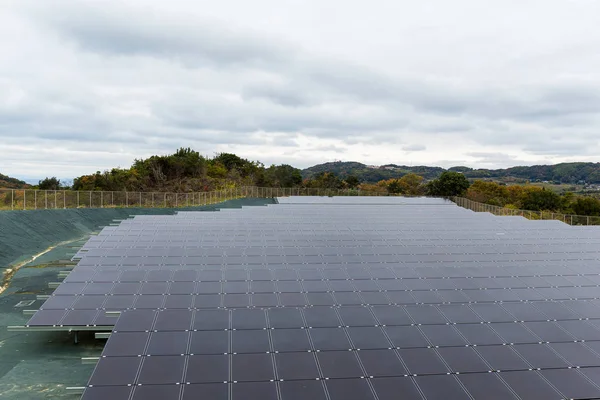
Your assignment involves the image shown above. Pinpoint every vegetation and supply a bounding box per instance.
[374,174,425,195]
[426,172,470,197]
[70,148,304,192]
[302,162,445,182]
[38,177,62,190]
[0,173,28,189]
[465,180,600,215]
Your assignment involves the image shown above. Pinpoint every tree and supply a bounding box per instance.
[521,188,561,211]
[398,173,424,195]
[345,175,361,189]
[263,164,303,187]
[38,177,61,190]
[213,153,246,171]
[571,196,600,216]
[387,179,402,194]
[466,180,509,206]
[426,172,470,196]
[305,172,343,189]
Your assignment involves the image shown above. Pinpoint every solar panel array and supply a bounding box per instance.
[26,196,600,399]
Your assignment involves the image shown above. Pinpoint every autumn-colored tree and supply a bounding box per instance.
[398,173,424,195]
[466,180,509,206]
[357,183,387,194]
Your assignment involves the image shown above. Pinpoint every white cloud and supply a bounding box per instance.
[1,0,600,179]
[402,144,427,152]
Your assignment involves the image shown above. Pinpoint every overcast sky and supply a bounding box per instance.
[2,0,600,180]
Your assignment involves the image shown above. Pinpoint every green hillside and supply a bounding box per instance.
[302,162,600,184]
[301,162,445,181]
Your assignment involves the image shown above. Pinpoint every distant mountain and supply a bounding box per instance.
[302,162,600,184]
[301,162,445,182]
[0,172,29,189]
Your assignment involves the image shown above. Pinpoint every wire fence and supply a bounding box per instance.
[451,196,600,226]
[2,188,598,225]
[0,186,384,211]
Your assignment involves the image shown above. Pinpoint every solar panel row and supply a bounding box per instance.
[25,197,600,399]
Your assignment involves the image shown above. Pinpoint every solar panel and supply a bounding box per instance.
[22,196,600,399]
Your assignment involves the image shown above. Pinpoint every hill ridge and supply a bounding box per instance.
[301,161,600,184]
[0,173,29,189]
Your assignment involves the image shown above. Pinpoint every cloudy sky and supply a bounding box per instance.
[2,0,600,180]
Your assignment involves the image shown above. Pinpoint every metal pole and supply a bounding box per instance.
[164,192,166,208]
[76,191,79,208]
[23,190,26,210]
[101,191,103,208]
[152,192,154,208]
[11,189,14,210]
[46,191,48,209]
[34,190,37,210]
[89,191,92,208]
[126,191,128,207]
[55,190,57,209]
[139,192,142,207]
[63,190,66,209]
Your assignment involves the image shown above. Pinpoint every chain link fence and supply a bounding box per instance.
[4,188,596,225]
[0,186,388,211]
[451,196,600,226]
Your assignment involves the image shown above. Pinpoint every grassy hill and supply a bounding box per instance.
[301,162,445,182]
[302,162,600,184]
[0,173,29,189]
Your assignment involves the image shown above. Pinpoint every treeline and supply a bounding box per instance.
[365,172,600,216]
[465,180,600,216]
[70,148,303,192]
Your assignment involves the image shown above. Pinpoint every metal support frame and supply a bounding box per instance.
[7,325,114,332]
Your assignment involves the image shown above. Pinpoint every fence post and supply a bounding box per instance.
[152,192,154,208]
[34,190,37,210]
[76,191,79,208]
[63,190,66,209]
[139,192,142,207]
[176,193,178,207]
[164,193,166,208]
[23,190,26,210]
[89,191,92,208]
[46,191,48,209]
[101,191,103,208]
[571,215,573,225]
[588,216,590,226]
